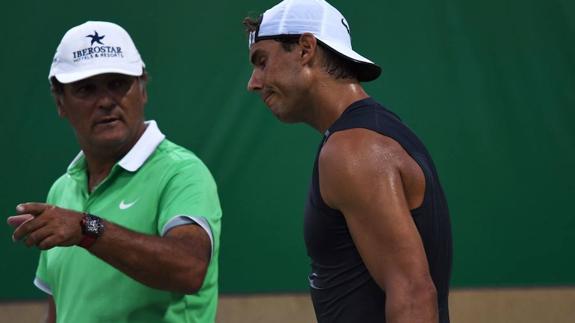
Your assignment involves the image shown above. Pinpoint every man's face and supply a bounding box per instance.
[55,73,147,154]
[247,39,311,123]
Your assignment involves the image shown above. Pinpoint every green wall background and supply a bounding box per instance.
[1,0,573,300]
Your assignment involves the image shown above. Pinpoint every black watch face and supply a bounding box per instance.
[84,215,103,236]
[86,219,99,234]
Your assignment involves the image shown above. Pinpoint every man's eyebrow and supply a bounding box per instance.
[70,79,91,87]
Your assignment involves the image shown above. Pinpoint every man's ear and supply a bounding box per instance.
[52,91,66,118]
[138,73,148,105]
[298,33,319,65]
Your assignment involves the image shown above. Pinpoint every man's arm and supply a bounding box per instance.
[319,128,438,323]
[45,296,55,323]
[91,220,210,294]
[10,204,211,294]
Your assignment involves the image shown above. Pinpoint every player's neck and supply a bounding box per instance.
[307,80,369,133]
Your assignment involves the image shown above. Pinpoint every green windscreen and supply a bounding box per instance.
[0,0,573,300]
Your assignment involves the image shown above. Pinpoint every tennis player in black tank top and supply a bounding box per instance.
[244,1,452,322]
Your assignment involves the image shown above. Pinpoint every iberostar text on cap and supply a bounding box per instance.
[49,21,145,84]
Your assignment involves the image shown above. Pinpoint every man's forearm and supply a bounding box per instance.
[9,203,211,294]
[386,283,438,323]
[88,220,210,294]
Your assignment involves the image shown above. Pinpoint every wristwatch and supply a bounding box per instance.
[79,213,105,249]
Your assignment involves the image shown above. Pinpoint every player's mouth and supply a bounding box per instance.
[262,92,274,107]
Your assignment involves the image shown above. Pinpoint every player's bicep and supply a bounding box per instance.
[318,131,431,291]
[342,191,431,292]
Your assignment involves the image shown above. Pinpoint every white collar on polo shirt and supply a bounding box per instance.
[67,120,166,173]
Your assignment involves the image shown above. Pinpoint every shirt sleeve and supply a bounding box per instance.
[157,159,222,256]
[34,251,52,295]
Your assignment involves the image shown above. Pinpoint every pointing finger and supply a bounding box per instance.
[7,214,35,228]
[16,203,51,216]
[12,216,47,242]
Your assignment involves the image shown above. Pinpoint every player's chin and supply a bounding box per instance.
[270,108,299,124]
[278,117,300,124]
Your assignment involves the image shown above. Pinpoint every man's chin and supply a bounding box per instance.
[88,135,131,153]
[274,113,300,124]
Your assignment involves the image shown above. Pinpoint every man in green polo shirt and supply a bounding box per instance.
[7,21,222,323]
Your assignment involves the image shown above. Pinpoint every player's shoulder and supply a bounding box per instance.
[320,128,407,169]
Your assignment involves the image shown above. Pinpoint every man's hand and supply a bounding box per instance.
[8,203,84,250]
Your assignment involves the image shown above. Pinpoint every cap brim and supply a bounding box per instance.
[316,38,381,82]
[52,65,144,84]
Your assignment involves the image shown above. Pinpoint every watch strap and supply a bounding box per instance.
[78,234,98,249]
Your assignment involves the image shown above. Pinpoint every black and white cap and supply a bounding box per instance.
[249,0,381,82]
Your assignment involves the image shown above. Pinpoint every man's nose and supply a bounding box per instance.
[96,89,117,110]
[247,70,262,92]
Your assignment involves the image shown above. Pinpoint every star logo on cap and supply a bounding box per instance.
[86,31,105,46]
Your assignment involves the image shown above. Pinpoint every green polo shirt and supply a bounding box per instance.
[34,121,222,323]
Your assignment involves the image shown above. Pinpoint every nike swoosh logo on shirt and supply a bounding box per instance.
[119,199,138,210]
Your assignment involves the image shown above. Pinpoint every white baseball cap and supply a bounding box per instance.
[249,0,381,82]
[49,21,145,84]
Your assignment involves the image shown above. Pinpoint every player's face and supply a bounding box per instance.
[55,73,147,154]
[247,39,311,123]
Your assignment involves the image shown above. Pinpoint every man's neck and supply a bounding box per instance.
[79,141,129,192]
[81,123,147,192]
[305,79,369,133]
[86,159,116,192]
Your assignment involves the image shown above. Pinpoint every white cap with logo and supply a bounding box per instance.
[249,0,381,82]
[49,21,145,84]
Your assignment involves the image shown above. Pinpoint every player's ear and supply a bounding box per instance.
[298,33,318,65]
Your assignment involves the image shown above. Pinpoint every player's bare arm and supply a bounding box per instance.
[319,128,438,323]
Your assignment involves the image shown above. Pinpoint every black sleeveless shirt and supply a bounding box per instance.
[304,98,452,323]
